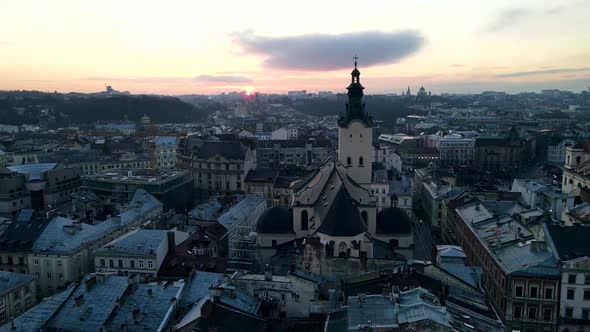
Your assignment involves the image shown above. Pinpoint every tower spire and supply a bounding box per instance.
[338,58,372,128]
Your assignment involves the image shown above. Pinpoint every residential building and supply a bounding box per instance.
[511,179,575,220]
[371,169,390,211]
[427,132,475,166]
[81,168,193,212]
[0,210,45,275]
[474,128,529,173]
[547,225,590,332]
[450,201,560,331]
[28,189,163,297]
[94,229,189,278]
[177,138,256,197]
[243,169,300,207]
[547,136,576,165]
[1,273,184,331]
[4,163,81,214]
[0,271,37,325]
[255,139,332,170]
[0,171,30,218]
[152,136,178,169]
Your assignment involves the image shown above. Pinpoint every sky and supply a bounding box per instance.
[1,0,589,95]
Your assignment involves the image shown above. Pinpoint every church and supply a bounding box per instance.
[255,61,413,274]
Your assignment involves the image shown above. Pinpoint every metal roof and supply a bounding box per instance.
[0,271,36,298]
[95,229,167,257]
[7,163,57,180]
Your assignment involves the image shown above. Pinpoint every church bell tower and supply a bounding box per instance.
[338,57,373,186]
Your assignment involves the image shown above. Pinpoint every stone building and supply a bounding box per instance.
[474,128,528,173]
[0,271,37,325]
[177,138,256,197]
[255,63,414,275]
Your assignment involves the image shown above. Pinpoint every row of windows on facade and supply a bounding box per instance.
[99,258,154,269]
[195,163,242,171]
[512,304,554,322]
[0,285,32,305]
[514,284,555,299]
[565,288,590,301]
[567,273,590,285]
[197,180,241,190]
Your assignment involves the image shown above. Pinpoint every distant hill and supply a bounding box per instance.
[0,92,217,126]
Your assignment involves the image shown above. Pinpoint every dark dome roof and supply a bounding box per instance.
[376,207,412,234]
[256,206,294,234]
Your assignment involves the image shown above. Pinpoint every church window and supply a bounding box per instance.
[347,157,351,166]
[359,156,364,166]
[301,210,309,230]
[338,242,347,257]
[361,211,368,224]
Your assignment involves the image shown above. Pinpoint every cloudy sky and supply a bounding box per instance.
[1,0,589,95]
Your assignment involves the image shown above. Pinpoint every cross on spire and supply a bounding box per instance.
[353,55,359,68]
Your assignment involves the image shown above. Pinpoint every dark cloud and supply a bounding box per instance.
[194,75,253,83]
[482,9,528,32]
[231,30,425,71]
[496,67,590,78]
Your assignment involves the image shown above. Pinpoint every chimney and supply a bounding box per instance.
[85,275,97,291]
[264,264,272,281]
[167,231,176,255]
[132,307,140,321]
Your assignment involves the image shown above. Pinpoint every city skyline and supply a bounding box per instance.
[1,0,589,95]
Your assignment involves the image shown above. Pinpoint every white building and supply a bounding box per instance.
[153,136,178,169]
[511,179,575,220]
[94,228,188,278]
[271,127,288,140]
[547,225,590,332]
[427,133,475,166]
[547,137,576,165]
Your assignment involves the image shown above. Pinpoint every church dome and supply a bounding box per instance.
[376,207,412,234]
[256,206,294,234]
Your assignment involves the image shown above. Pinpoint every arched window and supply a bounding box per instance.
[567,155,571,164]
[577,156,582,165]
[359,156,364,167]
[347,157,352,166]
[361,211,368,224]
[338,242,347,257]
[301,210,308,231]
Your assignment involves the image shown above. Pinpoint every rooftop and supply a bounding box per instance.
[0,285,76,332]
[33,189,162,255]
[7,163,57,180]
[95,229,168,257]
[82,168,189,185]
[217,196,265,237]
[0,271,36,297]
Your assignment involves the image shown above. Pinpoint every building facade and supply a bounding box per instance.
[177,138,256,197]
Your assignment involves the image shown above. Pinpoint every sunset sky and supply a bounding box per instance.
[1,0,589,95]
